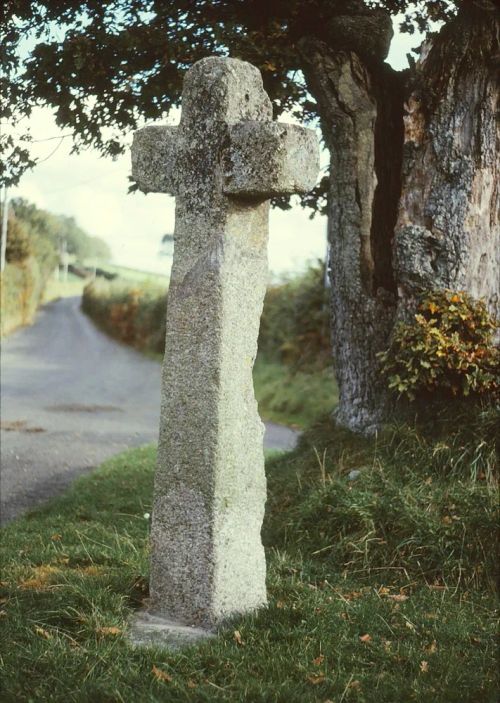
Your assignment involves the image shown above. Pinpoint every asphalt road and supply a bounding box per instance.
[1,297,298,524]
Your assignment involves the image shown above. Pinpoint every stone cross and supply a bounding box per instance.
[131,57,318,644]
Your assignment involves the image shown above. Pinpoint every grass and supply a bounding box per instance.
[253,357,338,428]
[1,407,497,702]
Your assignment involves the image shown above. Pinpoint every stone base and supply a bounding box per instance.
[128,611,215,650]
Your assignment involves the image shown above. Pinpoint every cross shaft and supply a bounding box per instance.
[131,57,319,629]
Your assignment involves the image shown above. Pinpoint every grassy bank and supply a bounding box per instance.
[1,408,497,702]
[253,358,338,428]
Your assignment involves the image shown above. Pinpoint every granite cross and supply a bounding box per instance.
[130,57,319,646]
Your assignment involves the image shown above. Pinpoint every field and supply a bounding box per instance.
[85,262,170,285]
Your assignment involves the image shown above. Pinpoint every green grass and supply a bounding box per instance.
[1,408,497,702]
[253,357,338,428]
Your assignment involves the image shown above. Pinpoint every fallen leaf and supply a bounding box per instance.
[425,640,437,654]
[35,626,51,640]
[312,654,325,666]
[343,590,363,601]
[233,630,244,646]
[19,566,61,590]
[307,674,325,685]
[97,626,122,636]
[388,594,408,602]
[359,634,372,643]
[420,660,429,673]
[152,665,172,683]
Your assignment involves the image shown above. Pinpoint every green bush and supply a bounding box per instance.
[378,290,499,401]
[259,262,331,370]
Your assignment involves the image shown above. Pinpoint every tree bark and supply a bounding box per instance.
[300,2,499,433]
[394,3,499,321]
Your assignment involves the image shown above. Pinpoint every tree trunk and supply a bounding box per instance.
[300,2,499,433]
[394,3,499,321]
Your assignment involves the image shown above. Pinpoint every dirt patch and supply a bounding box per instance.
[1,420,46,433]
[45,404,123,413]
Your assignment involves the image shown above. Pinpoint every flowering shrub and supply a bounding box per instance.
[378,290,499,400]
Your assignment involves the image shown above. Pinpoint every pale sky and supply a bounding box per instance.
[8,17,422,276]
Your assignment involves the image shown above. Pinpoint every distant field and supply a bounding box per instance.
[86,262,170,285]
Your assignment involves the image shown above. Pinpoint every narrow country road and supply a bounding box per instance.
[1,297,298,524]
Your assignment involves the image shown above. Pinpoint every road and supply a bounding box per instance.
[1,297,297,524]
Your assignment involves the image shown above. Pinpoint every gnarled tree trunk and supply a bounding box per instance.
[394,4,499,319]
[300,1,499,433]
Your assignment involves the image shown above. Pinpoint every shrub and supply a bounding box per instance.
[378,290,499,401]
[258,262,331,370]
[0,257,44,335]
[81,279,167,353]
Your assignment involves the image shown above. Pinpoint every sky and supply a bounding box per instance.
[8,17,423,277]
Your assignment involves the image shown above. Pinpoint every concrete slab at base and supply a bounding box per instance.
[129,611,215,650]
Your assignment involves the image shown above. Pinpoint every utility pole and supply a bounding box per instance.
[0,186,8,273]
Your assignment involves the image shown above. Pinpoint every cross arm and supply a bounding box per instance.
[131,125,179,195]
[223,122,319,199]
